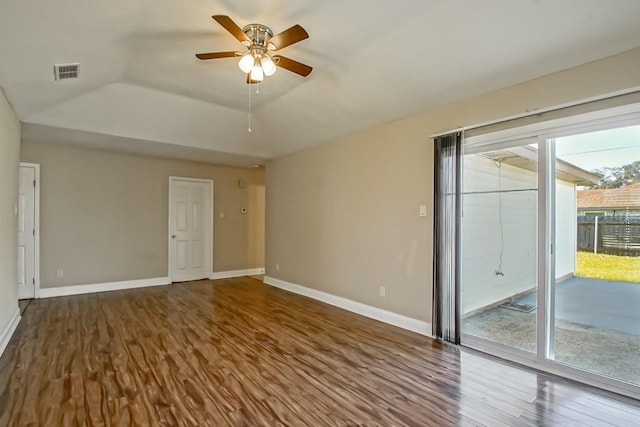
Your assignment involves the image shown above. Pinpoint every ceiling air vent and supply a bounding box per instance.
[53,63,79,81]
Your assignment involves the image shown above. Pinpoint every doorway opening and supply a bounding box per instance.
[435,102,640,399]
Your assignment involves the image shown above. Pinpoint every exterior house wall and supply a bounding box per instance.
[577,183,640,216]
[461,154,575,315]
[578,208,640,216]
[556,182,577,279]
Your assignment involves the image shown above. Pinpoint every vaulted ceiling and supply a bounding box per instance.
[2,0,640,166]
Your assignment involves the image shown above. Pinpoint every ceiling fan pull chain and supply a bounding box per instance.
[248,81,252,132]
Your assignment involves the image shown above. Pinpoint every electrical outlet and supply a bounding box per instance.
[56,269,64,278]
[379,286,386,297]
[276,263,280,272]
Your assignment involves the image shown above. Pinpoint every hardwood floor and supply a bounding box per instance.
[1,277,639,426]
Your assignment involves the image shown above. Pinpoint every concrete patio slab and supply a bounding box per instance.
[515,276,640,335]
[463,275,640,387]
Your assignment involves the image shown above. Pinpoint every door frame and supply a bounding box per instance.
[19,162,40,299]
[455,103,640,399]
[168,176,214,282]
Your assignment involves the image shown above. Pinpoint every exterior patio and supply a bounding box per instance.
[463,276,640,386]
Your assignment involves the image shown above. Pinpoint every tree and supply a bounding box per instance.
[590,160,640,189]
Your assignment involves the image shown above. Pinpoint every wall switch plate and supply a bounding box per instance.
[379,286,386,297]
[219,211,224,219]
[56,269,64,278]
[419,205,427,217]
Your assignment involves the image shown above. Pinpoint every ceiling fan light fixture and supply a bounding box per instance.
[262,56,277,76]
[238,53,255,73]
[196,15,312,82]
[250,63,264,82]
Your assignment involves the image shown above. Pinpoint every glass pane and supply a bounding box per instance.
[552,124,640,387]
[460,143,538,353]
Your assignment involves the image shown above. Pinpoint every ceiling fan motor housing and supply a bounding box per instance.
[242,24,274,52]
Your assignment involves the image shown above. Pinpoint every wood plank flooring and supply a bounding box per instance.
[1,277,639,426]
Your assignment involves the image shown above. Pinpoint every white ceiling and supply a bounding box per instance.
[2,0,640,166]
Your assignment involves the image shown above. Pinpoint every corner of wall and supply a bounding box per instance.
[0,88,21,351]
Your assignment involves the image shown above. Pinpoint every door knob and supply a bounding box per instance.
[171,234,176,239]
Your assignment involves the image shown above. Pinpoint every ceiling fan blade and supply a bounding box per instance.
[195,51,239,60]
[212,15,250,44]
[267,25,309,50]
[273,55,312,77]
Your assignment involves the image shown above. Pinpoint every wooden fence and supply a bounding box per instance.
[577,215,640,256]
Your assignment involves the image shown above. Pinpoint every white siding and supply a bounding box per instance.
[556,182,576,278]
[461,155,576,315]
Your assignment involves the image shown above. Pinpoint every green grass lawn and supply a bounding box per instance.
[575,251,640,283]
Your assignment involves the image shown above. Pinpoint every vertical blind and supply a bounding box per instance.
[432,132,462,343]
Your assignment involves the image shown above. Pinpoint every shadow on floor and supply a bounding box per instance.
[18,299,32,315]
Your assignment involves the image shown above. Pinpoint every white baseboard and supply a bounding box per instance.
[263,276,432,337]
[209,268,265,280]
[0,308,21,358]
[39,277,171,298]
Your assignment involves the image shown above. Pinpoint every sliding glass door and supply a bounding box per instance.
[550,126,640,389]
[460,141,538,355]
[448,112,640,398]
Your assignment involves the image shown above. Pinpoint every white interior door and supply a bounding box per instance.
[169,178,212,282]
[18,166,36,299]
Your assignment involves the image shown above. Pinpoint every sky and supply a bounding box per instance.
[555,124,640,172]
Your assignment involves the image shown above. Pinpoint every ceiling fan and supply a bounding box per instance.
[196,15,312,84]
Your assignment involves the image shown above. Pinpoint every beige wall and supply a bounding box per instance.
[21,142,265,288]
[266,48,640,323]
[0,88,20,336]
